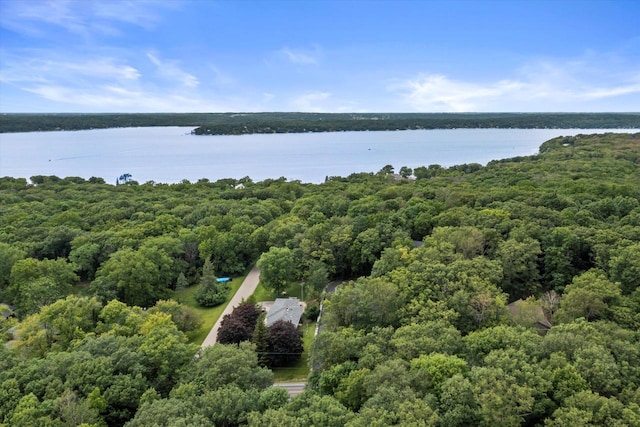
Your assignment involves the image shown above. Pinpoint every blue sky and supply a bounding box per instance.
[0,0,638,113]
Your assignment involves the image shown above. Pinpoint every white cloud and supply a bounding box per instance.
[92,0,176,29]
[392,75,516,112]
[0,0,86,37]
[0,51,213,112]
[147,53,199,88]
[279,47,320,65]
[66,59,140,81]
[392,60,640,112]
[0,0,174,38]
[22,83,225,112]
[579,83,640,99]
[0,54,140,84]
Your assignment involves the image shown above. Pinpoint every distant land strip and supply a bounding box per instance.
[1,112,639,134]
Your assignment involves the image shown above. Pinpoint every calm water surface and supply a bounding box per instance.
[0,127,637,184]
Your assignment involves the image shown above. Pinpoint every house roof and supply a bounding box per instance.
[266,297,304,327]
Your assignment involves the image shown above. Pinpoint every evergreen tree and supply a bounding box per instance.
[252,314,270,367]
[195,259,227,307]
[175,272,188,294]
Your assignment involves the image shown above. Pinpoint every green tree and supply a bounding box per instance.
[95,246,174,307]
[469,366,535,427]
[390,320,462,360]
[463,324,544,365]
[352,388,440,426]
[378,165,394,175]
[335,368,370,410]
[148,299,202,333]
[13,276,68,316]
[306,260,329,297]
[430,226,485,259]
[555,269,621,323]
[257,247,295,295]
[509,297,550,329]
[249,391,354,426]
[399,166,413,178]
[608,243,640,294]
[140,235,187,282]
[548,358,590,404]
[0,378,22,422]
[175,272,188,294]
[68,242,101,281]
[258,386,290,411]
[497,238,542,299]
[0,242,25,294]
[252,313,270,367]
[195,258,227,307]
[137,313,198,394]
[546,390,640,427]
[96,299,145,336]
[124,398,209,426]
[35,225,79,260]
[409,353,468,397]
[8,257,78,308]
[325,277,402,331]
[8,393,53,427]
[573,344,621,397]
[196,384,260,425]
[56,389,101,426]
[439,374,481,426]
[186,342,273,392]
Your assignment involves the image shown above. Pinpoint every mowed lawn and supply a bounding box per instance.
[252,279,305,302]
[174,274,245,345]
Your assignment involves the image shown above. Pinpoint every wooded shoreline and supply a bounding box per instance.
[2,112,639,134]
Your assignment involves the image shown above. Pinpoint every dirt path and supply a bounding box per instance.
[200,266,261,348]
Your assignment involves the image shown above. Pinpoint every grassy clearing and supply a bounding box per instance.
[174,275,245,345]
[252,280,304,302]
[272,322,316,381]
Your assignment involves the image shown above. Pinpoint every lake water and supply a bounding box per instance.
[0,127,637,184]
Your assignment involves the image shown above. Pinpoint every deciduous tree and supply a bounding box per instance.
[257,247,295,295]
[268,319,303,367]
[555,269,621,323]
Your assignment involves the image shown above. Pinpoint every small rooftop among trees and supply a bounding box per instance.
[265,297,305,327]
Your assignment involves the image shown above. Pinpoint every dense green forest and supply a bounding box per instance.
[1,132,640,426]
[1,112,639,133]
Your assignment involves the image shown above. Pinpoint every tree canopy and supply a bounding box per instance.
[1,132,639,425]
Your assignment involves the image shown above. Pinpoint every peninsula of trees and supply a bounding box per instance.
[1,112,639,133]
[1,132,639,426]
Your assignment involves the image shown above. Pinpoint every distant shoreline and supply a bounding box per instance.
[1,112,639,134]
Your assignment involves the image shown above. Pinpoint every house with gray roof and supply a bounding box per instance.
[266,297,304,327]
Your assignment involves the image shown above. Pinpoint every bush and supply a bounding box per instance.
[195,285,227,307]
[305,303,320,322]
